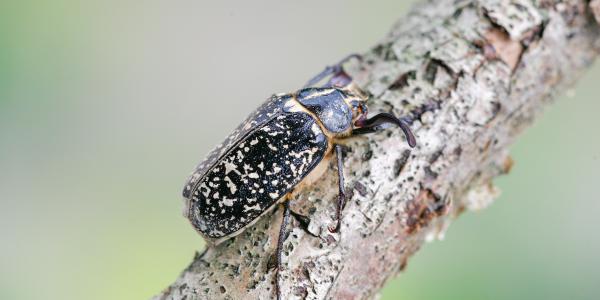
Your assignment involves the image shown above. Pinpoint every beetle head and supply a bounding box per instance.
[341,84,370,128]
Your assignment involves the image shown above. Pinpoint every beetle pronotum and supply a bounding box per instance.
[182,55,416,299]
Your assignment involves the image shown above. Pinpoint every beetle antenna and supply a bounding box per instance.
[354,113,417,148]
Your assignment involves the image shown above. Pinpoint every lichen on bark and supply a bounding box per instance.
[591,0,600,24]
[155,1,599,299]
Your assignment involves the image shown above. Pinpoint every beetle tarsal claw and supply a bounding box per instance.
[328,223,340,233]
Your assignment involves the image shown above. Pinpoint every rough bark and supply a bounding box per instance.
[155,0,599,299]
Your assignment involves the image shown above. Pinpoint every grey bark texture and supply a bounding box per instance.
[155,0,600,299]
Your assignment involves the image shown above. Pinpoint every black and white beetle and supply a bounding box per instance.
[182,55,416,299]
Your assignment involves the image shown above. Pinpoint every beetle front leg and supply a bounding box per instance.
[304,54,362,88]
[328,144,347,233]
[275,201,291,300]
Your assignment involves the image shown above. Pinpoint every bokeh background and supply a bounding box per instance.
[1,1,599,299]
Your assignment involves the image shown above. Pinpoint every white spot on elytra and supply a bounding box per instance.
[222,198,235,207]
[311,123,321,135]
[224,161,240,175]
[244,204,261,212]
[224,176,237,194]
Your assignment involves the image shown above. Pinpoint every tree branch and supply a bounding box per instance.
[155,0,599,299]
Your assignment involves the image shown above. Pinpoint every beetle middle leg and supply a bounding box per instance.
[329,144,347,233]
[275,200,291,300]
[273,198,324,298]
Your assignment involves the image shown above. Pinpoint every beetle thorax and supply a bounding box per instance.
[295,87,365,138]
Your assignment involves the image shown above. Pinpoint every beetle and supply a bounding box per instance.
[182,55,416,299]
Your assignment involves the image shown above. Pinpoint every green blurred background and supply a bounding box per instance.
[1,1,599,299]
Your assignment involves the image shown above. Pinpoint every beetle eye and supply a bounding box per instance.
[352,101,367,116]
[349,100,368,125]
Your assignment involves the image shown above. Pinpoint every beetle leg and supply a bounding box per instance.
[304,65,341,88]
[304,54,362,88]
[328,144,347,233]
[353,113,417,148]
[275,201,291,300]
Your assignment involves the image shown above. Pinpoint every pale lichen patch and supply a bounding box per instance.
[481,0,543,40]
[591,0,600,25]
[464,182,501,211]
